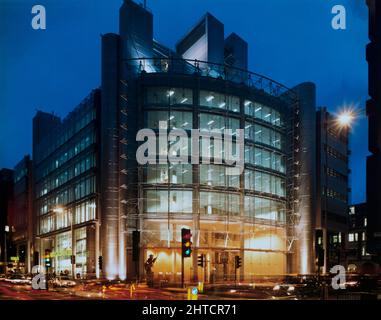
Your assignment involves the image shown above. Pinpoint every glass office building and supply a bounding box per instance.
[33,90,100,277]
[31,0,318,281]
[98,0,316,282]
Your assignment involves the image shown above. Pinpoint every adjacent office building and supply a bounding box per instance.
[33,91,100,277]
[315,108,349,273]
[9,155,33,273]
[347,203,374,273]
[366,0,381,262]
[0,169,14,273]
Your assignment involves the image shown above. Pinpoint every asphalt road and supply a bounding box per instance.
[0,282,186,300]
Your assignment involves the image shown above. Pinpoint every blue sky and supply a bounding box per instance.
[0,0,369,203]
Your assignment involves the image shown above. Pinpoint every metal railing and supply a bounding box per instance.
[123,57,297,102]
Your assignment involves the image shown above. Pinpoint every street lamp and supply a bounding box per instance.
[4,226,9,274]
[336,110,356,129]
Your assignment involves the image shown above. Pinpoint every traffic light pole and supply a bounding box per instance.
[181,228,192,288]
[235,266,237,288]
[181,255,184,288]
[45,265,49,291]
[204,257,207,283]
[71,209,75,280]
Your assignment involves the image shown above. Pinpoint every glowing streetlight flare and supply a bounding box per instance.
[336,110,355,128]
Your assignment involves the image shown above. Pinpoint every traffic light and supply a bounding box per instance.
[44,249,52,268]
[132,230,140,262]
[98,256,103,270]
[181,228,192,258]
[234,255,242,269]
[197,254,205,267]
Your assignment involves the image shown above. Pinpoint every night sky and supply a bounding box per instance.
[0,0,369,203]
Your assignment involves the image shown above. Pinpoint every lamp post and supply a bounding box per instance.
[4,225,9,274]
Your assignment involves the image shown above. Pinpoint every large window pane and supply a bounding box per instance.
[144,190,192,214]
[200,192,240,216]
[146,87,193,105]
[200,91,240,112]
[199,113,240,135]
[199,164,240,188]
[145,164,192,184]
[245,122,284,151]
[244,100,284,127]
[146,111,192,130]
[245,145,286,174]
[245,169,286,197]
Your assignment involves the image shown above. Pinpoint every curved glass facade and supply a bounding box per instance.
[139,84,290,280]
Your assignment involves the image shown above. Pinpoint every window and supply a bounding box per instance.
[245,145,286,173]
[144,164,192,184]
[245,123,284,151]
[326,167,348,183]
[200,192,240,216]
[74,200,96,224]
[244,196,286,222]
[362,232,366,241]
[325,188,347,203]
[55,231,72,273]
[349,206,355,215]
[144,190,192,214]
[200,91,240,112]
[244,100,284,127]
[245,169,286,197]
[40,214,55,234]
[325,145,348,162]
[199,136,239,163]
[146,87,193,105]
[199,113,240,135]
[199,164,240,188]
[364,218,367,227]
[348,233,354,242]
[56,208,70,230]
[146,111,192,130]
[75,227,87,271]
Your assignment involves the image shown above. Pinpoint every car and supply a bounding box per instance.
[4,274,32,285]
[50,275,76,288]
